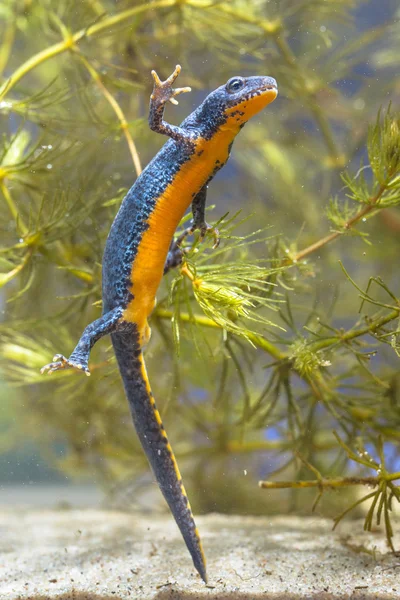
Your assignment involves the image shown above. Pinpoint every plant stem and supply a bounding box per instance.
[271,34,295,66]
[155,304,399,362]
[77,54,142,176]
[0,18,16,78]
[227,440,292,453]
[292,182,387,263]
[0,180,27,234]
[155,307,220,329]
[87,0,108,16]
[308,99,345,167]
[0,180,94,284]
[310,309,400,352]
[154,307,285,360]
[0,0,177,101]
[0,247,33,287]
[259,476,379,489]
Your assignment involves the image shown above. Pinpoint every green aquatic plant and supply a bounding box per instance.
[0,0,400,551]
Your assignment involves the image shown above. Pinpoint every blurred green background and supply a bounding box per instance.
[0,0,399,546]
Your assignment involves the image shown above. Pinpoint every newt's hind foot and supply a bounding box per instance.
[40,354,90,376]
[151,64,191,107]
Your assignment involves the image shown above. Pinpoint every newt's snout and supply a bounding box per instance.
[256,76,278,100]
[262,76,278,91]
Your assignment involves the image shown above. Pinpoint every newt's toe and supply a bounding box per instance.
[40,354,90,376]
[150,65,191,106]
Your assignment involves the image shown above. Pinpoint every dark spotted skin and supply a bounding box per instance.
[41,68,278,583]
[111,324,205,580]
[102,140,196,310]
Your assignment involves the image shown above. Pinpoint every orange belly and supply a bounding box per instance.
[123,124,238,331]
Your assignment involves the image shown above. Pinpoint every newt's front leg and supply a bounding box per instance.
[190,184,220,248]
[40,306,126,376]
[149,65,192,142]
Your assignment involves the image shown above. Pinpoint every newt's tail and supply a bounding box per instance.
[111,328,207,582]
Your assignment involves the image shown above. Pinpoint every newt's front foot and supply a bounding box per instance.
[185,222,220,249]
[196,222,220,249]
[40,354,90,376]
[174,223,220,255]
[150,64,191,106]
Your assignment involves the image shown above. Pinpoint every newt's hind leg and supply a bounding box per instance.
[41,306,126,376]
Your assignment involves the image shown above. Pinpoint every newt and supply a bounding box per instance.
[41,65,278,582]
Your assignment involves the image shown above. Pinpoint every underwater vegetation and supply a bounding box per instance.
[0,0,400,553]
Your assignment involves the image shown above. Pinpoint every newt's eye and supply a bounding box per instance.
[226,77,245,93]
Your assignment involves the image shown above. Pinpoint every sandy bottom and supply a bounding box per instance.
[0,509,399,599]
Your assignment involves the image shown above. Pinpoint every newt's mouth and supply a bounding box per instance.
[257,83,278,95]
[226,80,278,120]
[238,82,278,103]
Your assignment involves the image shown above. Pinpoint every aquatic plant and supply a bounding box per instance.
[0,0,399,551]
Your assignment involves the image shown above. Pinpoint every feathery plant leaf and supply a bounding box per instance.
[167,213,286,345]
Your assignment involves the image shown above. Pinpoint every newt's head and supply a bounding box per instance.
[194,75,278,135]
